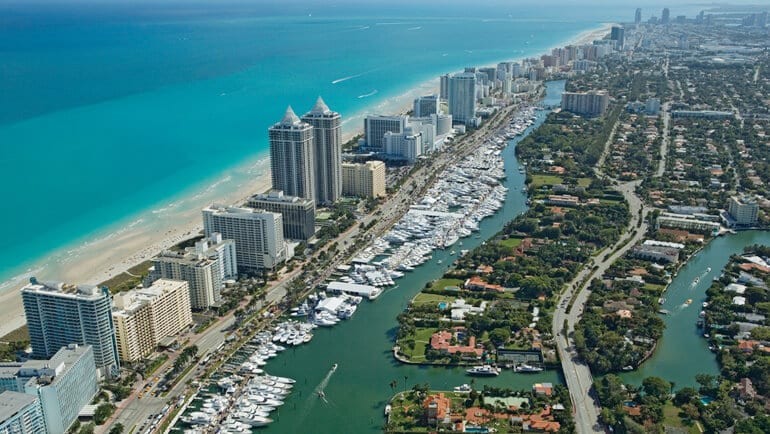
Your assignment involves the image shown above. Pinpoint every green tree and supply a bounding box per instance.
[93,403,116,425]
[488,327,511,346]
[642,376,671,402]
[109,423,125,434]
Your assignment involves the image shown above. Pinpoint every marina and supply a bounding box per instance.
[172,81,567,433]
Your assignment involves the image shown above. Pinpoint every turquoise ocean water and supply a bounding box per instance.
[0,1,704,287]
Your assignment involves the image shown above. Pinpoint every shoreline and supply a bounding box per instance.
[0,23,612,338]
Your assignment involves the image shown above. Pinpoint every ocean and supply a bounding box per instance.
[0,1,705,289]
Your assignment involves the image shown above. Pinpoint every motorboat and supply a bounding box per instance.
[514,363,544,373]
[466,365,500,376]
[453,384,472,393]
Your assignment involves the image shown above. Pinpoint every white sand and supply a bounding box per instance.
[0,25,611,338]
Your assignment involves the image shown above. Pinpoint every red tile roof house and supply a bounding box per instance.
[423,393,452,426]
[464,276,505,292]
[430,328,484,358]
[737,340,760,353]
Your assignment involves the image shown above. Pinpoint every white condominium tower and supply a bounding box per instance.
[202,205,288,273]
[302,96,342,205]
[21,279,120,378]
[152,233,237,309]
[269,106,316,202]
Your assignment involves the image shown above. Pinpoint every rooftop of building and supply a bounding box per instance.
[0,344,92,386]
[0,391,38,423]
[21,278,103,299]
[204,204,280,218]
[112,279,188,314]
[302,96,339,118]
[249,190,314,205]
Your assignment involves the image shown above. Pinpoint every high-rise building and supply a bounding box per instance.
[727,196,759,226]
[269,106,316,202]
[341,161,386,198]
[202,205,289,273]
[384,126,423,163]
[610,26,625,49]
[247,190,316,241]
[0,344,98,434]
[21,280,119,378]
[661,8,670,24]
[478,67,497,84]
[0,391,45,434]
[112,279,193,362]
[364,115,408,152]
[301,97,341,205]
[413,95,439,117]
[635,8,642,24]
[448,72,477,125]
[439,74,450,100]
[152,233,236,309]
[560,90,610,117]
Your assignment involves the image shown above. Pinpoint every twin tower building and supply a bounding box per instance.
[269,97,342,205]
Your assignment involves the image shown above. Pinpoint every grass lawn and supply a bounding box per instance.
[99,260,153,293]
[600,199,622,205]
[398,327,437,362]
[429,278,464,291]
[0,326,29,343]
[578,177,593,187]
[500,237,523,249]
[530,174,563,188]
[644,283,667,293]
[411,293,456,308]
[662,403,702,434]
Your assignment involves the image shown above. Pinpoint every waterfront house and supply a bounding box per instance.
[464,276,505,293]
[423,393,452,426]
[429,328,484,358]
[532,383,553,396]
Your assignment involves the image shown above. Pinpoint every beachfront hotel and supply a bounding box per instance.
[269,106,316,202]
[384,126,423,163]
[21,279,120,378]
[202,205,290,273]
[447,72,478,125]
[0,344,98,434]
[413,95,439,117]
[246,190,316,241]
[363,115,408,152]
[112,279,193,362]
[152,233,237,309]
[301,97,342,205]
[341,161,386,199]
[0,391,45,434]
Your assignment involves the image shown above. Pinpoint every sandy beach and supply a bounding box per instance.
[0,23,612,338]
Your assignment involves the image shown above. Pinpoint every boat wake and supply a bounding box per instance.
[357,90,378,98]
[331,74,362,84]
[314,364,337,399]
[292,365,338,424]
[408,26,422,30]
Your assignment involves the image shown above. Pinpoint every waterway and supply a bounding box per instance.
[246,81,567,433]
[620,230,770,389]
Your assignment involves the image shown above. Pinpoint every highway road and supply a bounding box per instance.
[552,114,651,433]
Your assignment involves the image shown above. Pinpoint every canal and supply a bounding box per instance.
[262,81,567,433]
[619,230,770,389]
